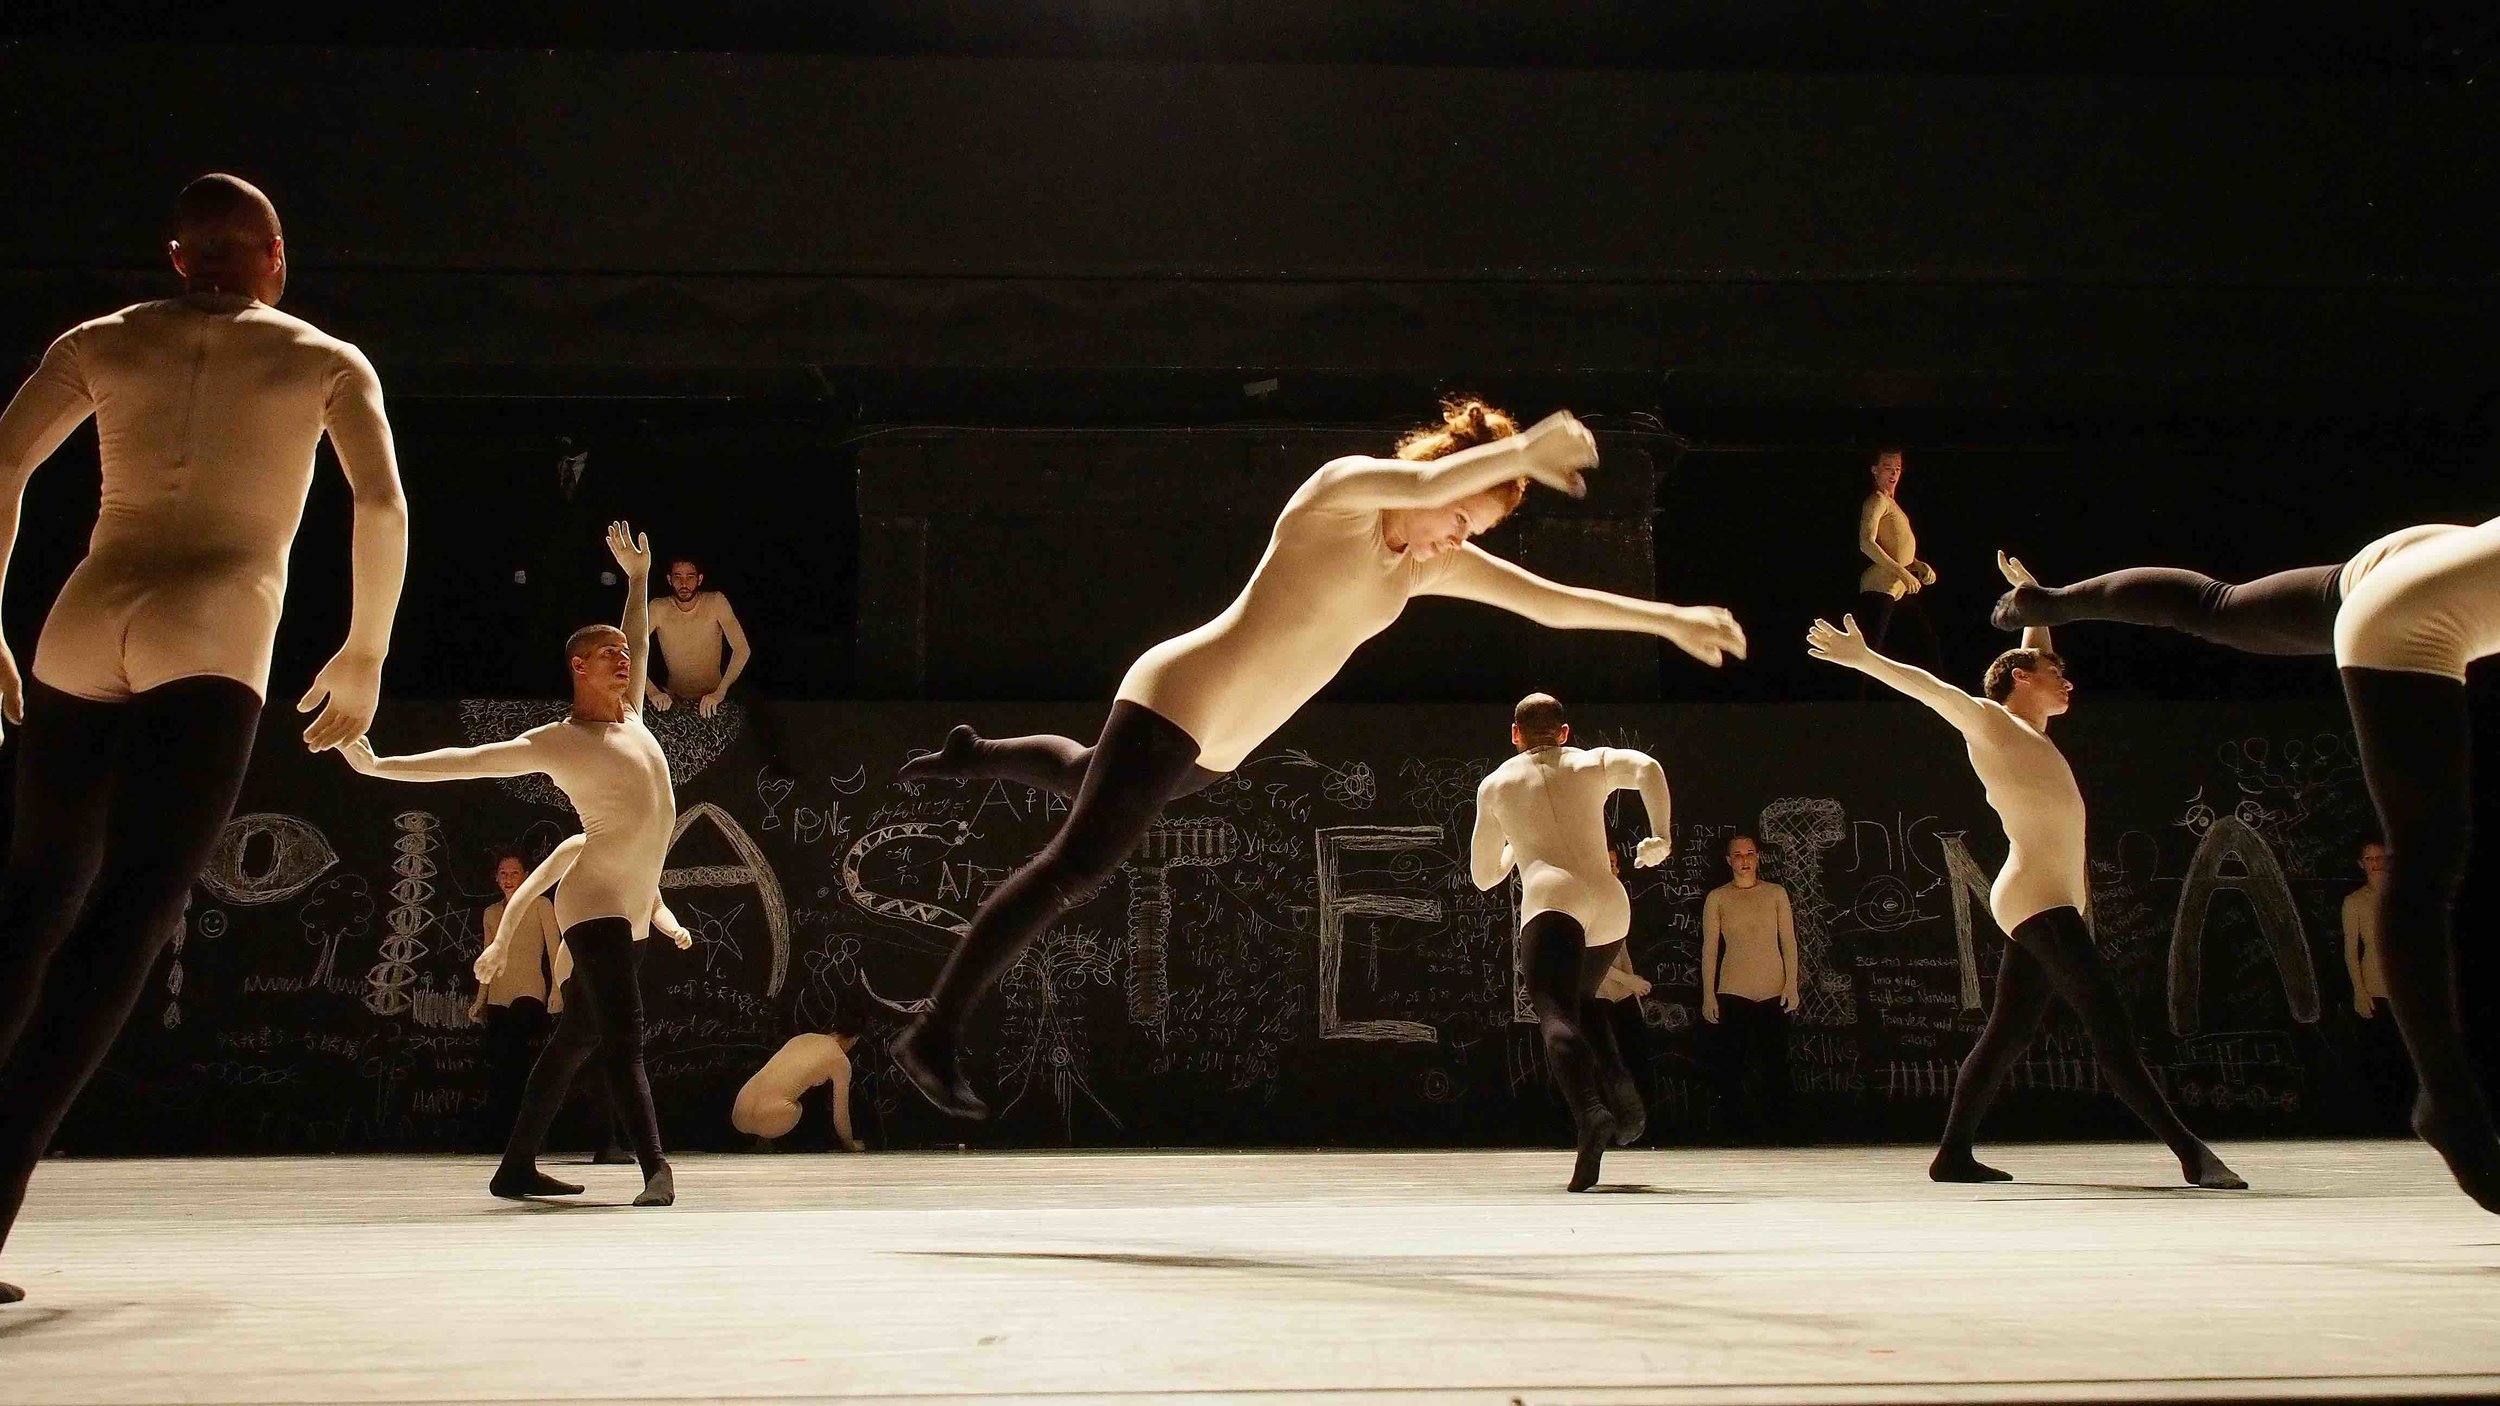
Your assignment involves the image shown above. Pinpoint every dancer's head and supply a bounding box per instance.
[2359,840,2389,886]
[1385,397,1529,562]
[1983,646,2071,715]
[494,854,527,899]
[665,556,704,604]
[1870,449,1904,496]
[1726,834,1761,884]
[1511,692,1569,750]
[170,174,285,304]
[566,622,633,713]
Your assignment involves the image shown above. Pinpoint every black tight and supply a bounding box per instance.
[1939,906,2233,1183]
[1519,914,1625,1133]
[1856,591,1942,673]
[918,703,1219,1027]
[0,678,261,1264]
[1709,994,1792,1136]
[1997,563,2343,656]
[504,920,664,1180]
[2340,666,2500,1209]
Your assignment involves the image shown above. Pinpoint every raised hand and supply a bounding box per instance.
[1806,614,1874,667]
[298,648,383,752]
[1516,410,1598,499]
[1997,550,2038,590]
[1634,836,1672,868]
[606,520,653,581]
[1656,605,1747,668]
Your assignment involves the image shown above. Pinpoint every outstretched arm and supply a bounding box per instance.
[1301,410,1594,513]
[1858,495,1920,594]
[1603,749,1674,867]
[0,332,96,742]
[609,522,654,711]
[478,836,584,985]
[298,347,410,753]
[340,732,544,782]
[1470,780,1514,890]
[1421,544,1748,667]
[1806,615,1989,731]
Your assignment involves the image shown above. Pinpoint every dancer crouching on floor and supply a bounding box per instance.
[894,399,1747,1117]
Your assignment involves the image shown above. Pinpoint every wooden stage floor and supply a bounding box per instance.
[1,1141,2494,1405]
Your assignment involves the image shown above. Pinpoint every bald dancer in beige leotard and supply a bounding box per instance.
[1810,553,2241,1190]
[894,400,1747,1117]
[0,175,410,1303]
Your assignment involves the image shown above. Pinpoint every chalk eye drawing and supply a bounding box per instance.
[364,812,442,1016]
[1317,825,1446,1043]
[1124,817,1244,1033]
[1851,873,1920,932]
[1263,749,1378,810]
[2167,814,2318,1035]
[1760,797,1856,1024]
[660,801,791,997]
[842,818,976,949]
[199,812,338,905]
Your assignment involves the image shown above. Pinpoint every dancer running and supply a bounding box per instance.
[342,522,680,1206]
[1808,553,2244,1190]
[894,399,1746,1116]
[0,174,410,1303]
[1470,693,1673,1190]
[1992,520,2500,1209]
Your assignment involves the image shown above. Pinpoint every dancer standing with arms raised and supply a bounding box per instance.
[1470,693,1674,1190]
[895,400,1746,1116]
[0,175,410,1304]
[342,523,681,1207]
[1809,553,2243,1190]
[1992,520,2500,1209]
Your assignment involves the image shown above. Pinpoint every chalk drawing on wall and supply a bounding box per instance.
[841,818,975,951]
[1317,825,1445,1043]
[1936,832,1995,1011]
[1760,797,1856,1025]
[2167,814,2319,1035]
[1124,817,1243,1033]
[661,801,791,997]
[364,811,441,1016]
[199,812,338,905]
[997,924,1123,1142]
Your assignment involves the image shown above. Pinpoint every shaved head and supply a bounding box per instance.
[171,174,285,301]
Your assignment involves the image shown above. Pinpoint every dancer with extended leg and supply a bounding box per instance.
[342,523,682,1206]
[0,175,410,1303]
[1993,520,2500,1209]
[1470,693,1674,1190]
[894,399,1746,1116]
[1809,553,2243,1190]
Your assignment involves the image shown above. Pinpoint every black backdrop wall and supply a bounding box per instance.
[60,696,2392,1156]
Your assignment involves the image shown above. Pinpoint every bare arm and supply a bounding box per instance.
[341,732,545,782]
[1858,494,1920,592]
[1470,779,1514,890]
[298,347,410,752]
[1604,749,1673,862]
[1421,545,1747,667]
[829,1046,862,1150]
[1776,886,1799,1008]
[609,523,654,711]
[0,332,96,738]
[712,596,752,696]
[1301,411,1593,513]
[1806,615,1989,733]
[478,837,584,985]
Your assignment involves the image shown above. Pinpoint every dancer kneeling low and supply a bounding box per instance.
[894,399,1747,1118]
[1809,552,2242,1191]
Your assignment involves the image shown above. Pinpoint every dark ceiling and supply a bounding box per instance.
[5,1,2497,80]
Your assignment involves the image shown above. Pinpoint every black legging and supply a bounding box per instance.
[1519,913,1626,1136]
[1997,563,2343,656]
[1939,906,2210,1160]
[0,678,262,1262]
[920,702,1219,1027]
[1856,590,1942,672]
[479,997,550,1149]
[504,919,664,1180]
[2342,666,2500,1206]
[1709,994,1792,1135]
